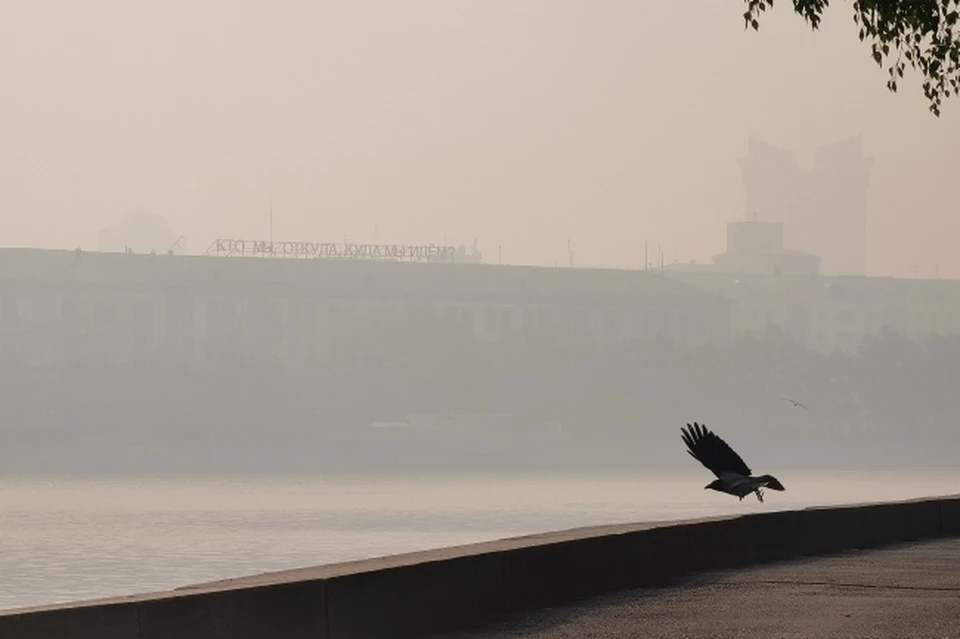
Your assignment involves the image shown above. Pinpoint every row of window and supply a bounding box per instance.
[736,304,960,334]
[0,294,723,348]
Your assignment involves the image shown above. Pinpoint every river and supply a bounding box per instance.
[2,468,959,611]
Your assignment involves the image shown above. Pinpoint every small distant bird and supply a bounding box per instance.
[781,397,808,410]
[681,422,785,502]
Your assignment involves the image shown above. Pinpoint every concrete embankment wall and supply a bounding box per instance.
[4,495,960,639]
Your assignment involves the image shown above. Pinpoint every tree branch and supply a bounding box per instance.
[744,0,960,116]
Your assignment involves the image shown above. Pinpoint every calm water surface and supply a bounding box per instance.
[2,469,959,611]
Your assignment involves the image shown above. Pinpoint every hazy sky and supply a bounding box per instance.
[2,1,958,277]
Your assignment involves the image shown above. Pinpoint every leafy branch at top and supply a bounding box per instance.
[744,0,960,116]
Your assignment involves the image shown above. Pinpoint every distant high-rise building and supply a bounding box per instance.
[738,136,872,276]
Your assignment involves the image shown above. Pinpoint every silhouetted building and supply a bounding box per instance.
[738,136,872,276]
[0,248,732,367]
[711,220,820,276]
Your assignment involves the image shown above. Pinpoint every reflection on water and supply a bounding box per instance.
[2,469,959,611]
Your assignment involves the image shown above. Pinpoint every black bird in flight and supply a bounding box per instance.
[681,422,785,502]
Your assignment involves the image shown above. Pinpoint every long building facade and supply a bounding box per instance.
[0,248,733,368]
[666,201,960,353]
[666,270,960,353]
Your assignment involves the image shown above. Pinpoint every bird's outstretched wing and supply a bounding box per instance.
[681,422,752,478]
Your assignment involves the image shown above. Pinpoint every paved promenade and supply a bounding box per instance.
[457,538,960,639]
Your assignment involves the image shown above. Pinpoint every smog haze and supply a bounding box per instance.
[2,0,958,276]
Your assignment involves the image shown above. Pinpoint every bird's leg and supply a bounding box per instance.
[756,488,765,503]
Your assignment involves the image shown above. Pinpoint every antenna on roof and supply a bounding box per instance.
[168,235,185,255]
[269,196,274,247]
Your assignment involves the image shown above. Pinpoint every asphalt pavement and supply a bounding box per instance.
[455,537,960,639]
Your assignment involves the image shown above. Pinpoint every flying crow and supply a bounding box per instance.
[681,422,785,502]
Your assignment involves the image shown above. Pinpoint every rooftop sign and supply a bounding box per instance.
[204,239,456,262]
